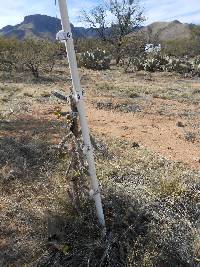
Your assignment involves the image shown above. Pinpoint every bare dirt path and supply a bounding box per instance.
[87,100,200,169]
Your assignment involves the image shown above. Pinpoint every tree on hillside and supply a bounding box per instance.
[81,0,145,64]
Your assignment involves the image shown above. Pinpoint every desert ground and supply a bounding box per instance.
[0,65,199,266]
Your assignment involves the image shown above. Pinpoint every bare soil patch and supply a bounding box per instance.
[86,96,200,169]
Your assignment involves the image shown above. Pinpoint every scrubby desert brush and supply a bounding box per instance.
[142,53,193,74]
[125,52,168,73]
[124,51,168,73]
[78,48,111,70]
[126,50,200,77]
[0,37,61,79]
[193,56,200,65]
[19,39,60,79]
[101,167,199,267]
[165,57,193,74]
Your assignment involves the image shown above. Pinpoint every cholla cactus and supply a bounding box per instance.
[79,48,111,70]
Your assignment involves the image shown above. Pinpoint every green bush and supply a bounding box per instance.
[79,48,111,70]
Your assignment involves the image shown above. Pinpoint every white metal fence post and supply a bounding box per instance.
[57,0,106,228]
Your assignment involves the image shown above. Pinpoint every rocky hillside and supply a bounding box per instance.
[0,14,98,40]
[143,20,196,41]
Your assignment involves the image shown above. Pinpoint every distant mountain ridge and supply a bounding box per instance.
[0,14,98,40]
[0,14,198,41]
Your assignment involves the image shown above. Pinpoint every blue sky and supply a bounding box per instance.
[0,0,200,29]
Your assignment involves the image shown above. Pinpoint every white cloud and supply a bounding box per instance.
[0,0,26,27]
[142,0,200,24]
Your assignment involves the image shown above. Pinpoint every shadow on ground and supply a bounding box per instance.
[0,116,68,180]
[0,116,68,266]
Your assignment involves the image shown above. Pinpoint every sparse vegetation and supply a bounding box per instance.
[0,62,199,266]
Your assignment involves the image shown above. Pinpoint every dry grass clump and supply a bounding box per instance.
[36,177,199,266]
[98,139,199,266]
[103,180,199,267]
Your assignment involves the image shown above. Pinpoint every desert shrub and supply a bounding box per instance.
[37,172,199,267]
[127,52,168,73]
[0,37,61,79]
[163,57,177,72]
[121,32,147,72]
[130,56,146,71]
[18,39,60,78]
[75,38,110,54]
[161,35,200,76]
[193,56,200,66]
[79,48,111,70]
